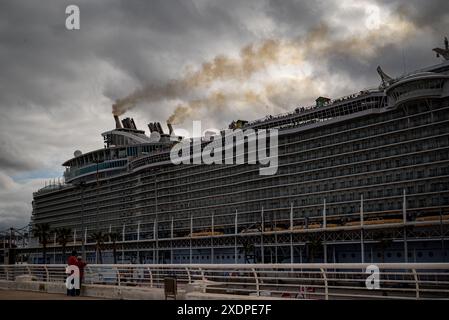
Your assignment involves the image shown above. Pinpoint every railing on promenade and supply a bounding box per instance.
[0,263,448,300]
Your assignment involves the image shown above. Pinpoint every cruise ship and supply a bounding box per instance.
[27,42,449,264]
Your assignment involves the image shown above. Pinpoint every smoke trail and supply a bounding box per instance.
[112,80,188,116]
[167,91,261,124]
[167,77,321,124]
[113,14,415,122]
[112,38,299,116]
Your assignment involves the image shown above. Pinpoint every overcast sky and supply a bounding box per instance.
[0,0,448,231]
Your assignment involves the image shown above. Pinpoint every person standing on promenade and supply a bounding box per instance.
[67,250,78,296]
[76,256,87,296]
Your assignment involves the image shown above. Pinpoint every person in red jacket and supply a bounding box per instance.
[67,250,78,266]
[66,250,78,296]
[76,256,87,296]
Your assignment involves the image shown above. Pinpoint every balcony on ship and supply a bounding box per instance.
[386,72,449,107]
[63,158,129,183]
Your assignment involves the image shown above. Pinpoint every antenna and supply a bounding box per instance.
[376,66,393,88]
[432,36,449,60]
[402,46,407,75]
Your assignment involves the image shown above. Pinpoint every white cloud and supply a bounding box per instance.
[0,173,44,230]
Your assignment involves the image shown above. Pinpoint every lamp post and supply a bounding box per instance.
[12,228,29,263]
[10,228,26,248]
[93,158,104,232]
[0,232,5,264]
[93,157,104,264]
[154,172,158,264]
[75,181,86,260]
[9,228,13,249]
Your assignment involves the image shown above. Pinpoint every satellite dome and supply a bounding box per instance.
[74,150,82,157]
[149,132,161,142]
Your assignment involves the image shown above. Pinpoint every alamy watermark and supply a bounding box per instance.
[365,264,381,290]
[65,5,80,30]
[65,265,80,290]
[168,121,279,176]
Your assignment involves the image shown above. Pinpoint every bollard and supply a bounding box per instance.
[164,277,177,300]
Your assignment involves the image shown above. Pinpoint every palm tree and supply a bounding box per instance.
[239,239,256,263]
[32,223,51,264]
[107,232,120,264]
[92,231,106,264]
[306,234,322,263]
[55,227,72,263]
[375,231,393,263]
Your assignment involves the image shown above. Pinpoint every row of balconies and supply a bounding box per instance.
[36,102,448,208]
[33,105,446,210]
[33,167,449,224]
[34,151,449,217]
[35,197,449,235]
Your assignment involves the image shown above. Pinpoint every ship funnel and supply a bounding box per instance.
[167,122,174,135]
[156,122,164,134]
[114,115,122,129]
[147,122,166,134]
[120,117,137,130]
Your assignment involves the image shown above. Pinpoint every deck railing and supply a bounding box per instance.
[1,263,448,300]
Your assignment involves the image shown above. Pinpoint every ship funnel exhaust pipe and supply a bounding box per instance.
[114,115,122,129]
[167,122,174,135]
[156,122,164,134]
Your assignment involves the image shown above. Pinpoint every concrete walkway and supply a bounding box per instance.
[0,289,106,300]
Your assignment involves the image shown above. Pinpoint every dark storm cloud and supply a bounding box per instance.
[0,0,257,109]
[376,0,449,31]
[0,0,446,229]
[298,0,449,94]
[80,0,250,86]
[265,0,338,35]
[0,138,40,172]
[268,0,448,94]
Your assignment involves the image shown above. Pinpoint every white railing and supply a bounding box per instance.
[0,263,448,300]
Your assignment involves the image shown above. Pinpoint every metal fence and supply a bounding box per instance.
[1,263,448,300]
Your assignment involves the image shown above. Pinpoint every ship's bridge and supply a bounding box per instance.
[386,72,449,107]
[101,128,152,147]
[62,116,180,184]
